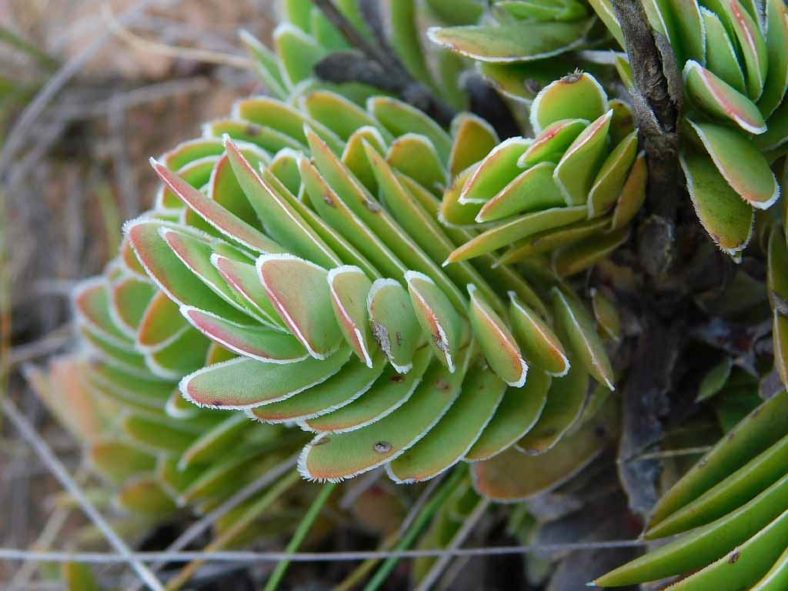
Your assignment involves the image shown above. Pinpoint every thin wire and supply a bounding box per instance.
[0,397,165,591]
[414,498,491,591]
[128,455,299,591]
[0,540,647,565]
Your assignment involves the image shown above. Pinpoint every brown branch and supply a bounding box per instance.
[611,0,682,281]
[310,0,455,126]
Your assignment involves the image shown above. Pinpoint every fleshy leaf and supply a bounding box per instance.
[465,371,551,462]
[552,288,615,389]
[406,271,465,372]
[684,61,767,134]
[257,254,343,359]
[181,348,352,410]
[181,306,306,363]
[530,72,607,133]
[427,19,593,63]
[468,284,528,387]
[299,346,472,481]
[553,110,613,205]
[388,364,507,482]
[680,147,754,255]
[304,347,432,433]
[327,266,375,367]
[475,162,565,222]
[367,279,422,373]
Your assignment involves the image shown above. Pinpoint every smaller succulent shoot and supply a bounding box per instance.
[596,391,788,589]
[441,71,643,277]
[430,0,787,258]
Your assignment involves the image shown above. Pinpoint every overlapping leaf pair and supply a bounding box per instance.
[126,69,623,483]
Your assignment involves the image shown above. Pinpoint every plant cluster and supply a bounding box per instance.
[28,0,786,588]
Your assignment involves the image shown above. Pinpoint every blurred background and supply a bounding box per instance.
[0,0,278,584]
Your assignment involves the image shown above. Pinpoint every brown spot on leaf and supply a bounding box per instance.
[373,441,392,453]
[728,550,740,564]
[312,437,331,446]
[322,193,335,207]
[244,124,262,137]
[364,199,382,213]
[390,374,405,383]
[436,379,450,392]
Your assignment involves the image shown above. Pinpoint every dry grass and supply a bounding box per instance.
[0,1,275,585]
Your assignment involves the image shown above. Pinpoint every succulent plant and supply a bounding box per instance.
[597,391,788,589]
[431,0,786,257]
[23,0,788,589]
[131,68,631,484]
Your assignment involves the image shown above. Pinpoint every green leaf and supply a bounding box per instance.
[588,131,639,217]
[89,439,156,484]
[299,346,472,481]
[610,152,647,230]
[459,137,531,204]
[250,353,386,423]
[446,206,588,263]
[596,476,788,586]
[468,284,528,386]
[500,217,611,264]
[515,358,588,454]
[181,348,352,410]
[520,119,588,167]
[225,139,341,267]
[211,255,284,329]
[647,434,788,538]
[327,265,375,367]
[509,293,570,376]
[702,7,747,94]
[151,160,282,253]
[649,390,788,527]
[725,0,769,100]
[552,288,615,389]
[368,97,452,162]
[472,397,616,500]
[304,347,432,433]
[449,114,499,178]
[465,370,551,462]
[179,414,253,469]
[686,61,767,134]
[273,23,327,86]
[476,162,566,222]
[668,511,788,591]
[257,254,343,359]
[680,147,754,255]
[368,279,422,373]
[302,90,384,141]
[757,0,788,117]
[697,357,734,402]
[529,72,607,133]
[554,110,613,205]
[123,414,197,455]
[181,306,306,363]
[427,19,594,63]
[386,134,446,192]
[126,220,248,322]
[406,271,465,372]
[388,364,507,482]
[552,226,630,277]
